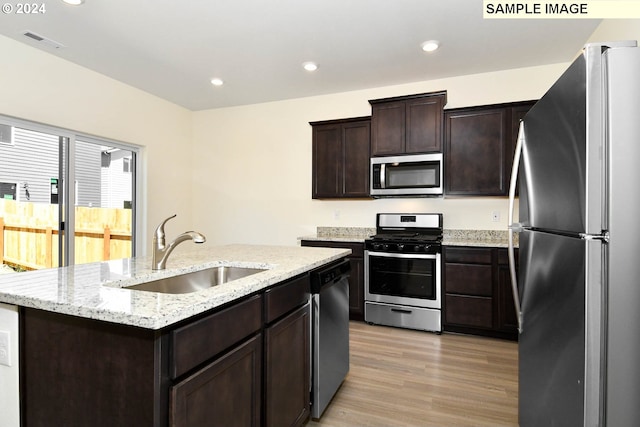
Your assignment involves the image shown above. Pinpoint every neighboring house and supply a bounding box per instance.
[0,125,132,208]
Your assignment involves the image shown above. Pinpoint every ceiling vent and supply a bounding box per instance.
[22,31,66,49]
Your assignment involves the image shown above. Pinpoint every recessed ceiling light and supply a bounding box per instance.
[210,78,224,86]
[421,40,440,53]
[302,62,318,72]
[62,0,85,5]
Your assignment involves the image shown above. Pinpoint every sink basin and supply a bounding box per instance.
[126,266,267,294]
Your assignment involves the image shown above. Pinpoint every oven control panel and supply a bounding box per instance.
[365,241,440,254]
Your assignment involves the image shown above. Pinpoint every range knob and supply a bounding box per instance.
[397,243,405,251]
[414,245,425,252]
[382,244,390,251]
[372,243,383,251]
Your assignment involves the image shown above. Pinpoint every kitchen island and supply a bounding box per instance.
[0,244,350,427]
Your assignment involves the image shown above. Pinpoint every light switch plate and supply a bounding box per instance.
[0,330,10,367]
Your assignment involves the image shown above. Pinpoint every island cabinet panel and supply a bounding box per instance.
[300,240,365,320]
[311,117,371,199]
[170,334,262,427]
[19,267,327,427]
[264,304,310,427]
[370,91,446,156]
[20,307,168,427]
[444,100,535,196]
[443,246,518,340]
[171,294,263,379]
[263,275,310,427]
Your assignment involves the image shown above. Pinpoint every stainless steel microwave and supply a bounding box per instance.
[370,153,443,197]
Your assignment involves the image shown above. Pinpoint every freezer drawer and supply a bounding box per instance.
[365,301,441,332]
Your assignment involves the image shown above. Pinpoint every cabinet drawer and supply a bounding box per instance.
[444,247,492,264]
[171,294,262,379]
[264,274,310,324]
[445,295,493,329]
[445,263,492,296]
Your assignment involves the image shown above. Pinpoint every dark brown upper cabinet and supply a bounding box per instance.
[444,101,535,196]
[311,116,371,199]
[369,91,447,156]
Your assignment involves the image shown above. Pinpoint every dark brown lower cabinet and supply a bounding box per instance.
[20,307,166,427]
[443,246,518,340]
[171,334,262,427]
[20,269,319,427]
[264,304,310,427]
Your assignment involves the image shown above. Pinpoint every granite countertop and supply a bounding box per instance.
[299,227,376,243]
[443,229,518,248]
[300,227,518,248]
[0,244,350,330]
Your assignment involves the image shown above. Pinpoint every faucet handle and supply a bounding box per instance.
[154,214,177,241]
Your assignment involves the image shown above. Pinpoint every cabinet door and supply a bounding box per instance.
[312,124,342,198]
[171,334,262,427]
[347,257,364,319]
[342,120,371,197]
[406,95,444,153]
[371,101,405,155]
[443,247,494,331]
[265,304,310,427]
[497,249,519,337]
[445,108,509,196]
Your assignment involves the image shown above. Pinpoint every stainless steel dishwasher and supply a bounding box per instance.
[310,258,351,419]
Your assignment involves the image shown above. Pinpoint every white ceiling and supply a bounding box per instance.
[0,0,601,111]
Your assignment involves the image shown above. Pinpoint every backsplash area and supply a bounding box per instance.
[313,227,517,246]
[317,227,376,240]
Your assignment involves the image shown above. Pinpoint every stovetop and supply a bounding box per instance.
[365,213,443,254]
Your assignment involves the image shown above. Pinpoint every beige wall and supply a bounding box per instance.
[192,64,566,245]
[0,34,194,254]
[192,20,640,246]
[3,20,640,250]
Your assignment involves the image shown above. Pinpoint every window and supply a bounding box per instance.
[0,115,142,270]
[123,157,131,173]
[0,124,14,145]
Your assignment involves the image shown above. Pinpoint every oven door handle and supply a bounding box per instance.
[365,250,439,260]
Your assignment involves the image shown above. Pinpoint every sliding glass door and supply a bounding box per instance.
[0,116,139,271]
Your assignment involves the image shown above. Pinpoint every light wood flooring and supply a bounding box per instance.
[306,321,518,427]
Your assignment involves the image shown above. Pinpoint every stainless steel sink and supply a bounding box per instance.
[126,266,267,294]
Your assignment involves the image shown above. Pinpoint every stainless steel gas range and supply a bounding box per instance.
[364,213,442,333]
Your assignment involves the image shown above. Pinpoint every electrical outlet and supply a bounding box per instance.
[491,211,501,222]
[0,330,10,367]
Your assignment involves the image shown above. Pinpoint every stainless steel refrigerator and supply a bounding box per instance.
[508,41,640,426]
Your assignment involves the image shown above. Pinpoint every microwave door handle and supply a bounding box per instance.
[380,164,386,188]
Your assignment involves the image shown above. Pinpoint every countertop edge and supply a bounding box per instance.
[0,244,350,330]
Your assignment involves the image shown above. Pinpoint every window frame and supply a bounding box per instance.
[0,113,145,266]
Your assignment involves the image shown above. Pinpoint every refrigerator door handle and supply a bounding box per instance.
[508,121,525,333]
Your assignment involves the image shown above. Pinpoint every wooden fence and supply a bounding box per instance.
[0,199,131,270]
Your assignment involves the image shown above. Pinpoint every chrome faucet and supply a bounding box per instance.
[152,214,206,270]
